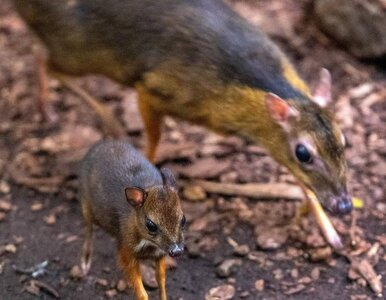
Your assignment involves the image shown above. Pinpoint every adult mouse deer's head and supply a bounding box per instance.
[264,69,352,215]
[125,168,185,257]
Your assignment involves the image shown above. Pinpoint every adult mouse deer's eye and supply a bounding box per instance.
[180,215,186,228]
[295,144,313,164]
[145,217,158,234]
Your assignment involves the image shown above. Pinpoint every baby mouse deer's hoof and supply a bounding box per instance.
[80,254,92,276]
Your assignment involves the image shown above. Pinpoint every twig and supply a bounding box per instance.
[190,180,304,200]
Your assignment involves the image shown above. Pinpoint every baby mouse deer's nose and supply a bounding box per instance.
[168,243,184,257]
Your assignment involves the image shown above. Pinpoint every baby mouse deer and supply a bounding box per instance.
[80,139,185,300]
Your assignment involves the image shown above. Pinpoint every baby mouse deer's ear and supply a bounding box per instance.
[160,168,177,190]
[125,187,147,207]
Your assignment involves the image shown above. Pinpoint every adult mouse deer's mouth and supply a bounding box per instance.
[330,193,353,215]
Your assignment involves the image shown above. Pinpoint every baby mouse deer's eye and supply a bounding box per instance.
[180,215,186,228]
[145,217,158,234]
[295,144,313,164]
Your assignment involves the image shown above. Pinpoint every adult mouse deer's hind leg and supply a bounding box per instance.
[136,84,164,163]
[35,50,58,122]
[49,70,126,138]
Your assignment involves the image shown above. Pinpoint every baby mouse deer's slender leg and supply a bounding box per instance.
[118,247,148,300]
[155,257,167,300]
[80,200,94,275]
[35,50,57,122]
[49,70,126,138]
[136,84,164,163]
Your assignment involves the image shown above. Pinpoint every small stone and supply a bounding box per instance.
[240,291,250,298]
[273,269,283,280]
[216,259,242,278]
[116,280,127,292]
[310,267,320,281]
[105,289,118,298]
[298,276,312,284]
[0,200,11,212]
[31,202,43,211]
[256,227,288,250]
[183,185,206,201]
[69,265,84,279]
[44,213,56,225]
[308,246,332,262]
[284,284,306,295]
[357,278,367,287]
[254,279,264,292]
[290,269,299,279]
[328,277,335,284]
[205,284,235,300]
[5,243,17,253]
[96,279,109,287]
[227,278,236,284]
[0,181,10,194]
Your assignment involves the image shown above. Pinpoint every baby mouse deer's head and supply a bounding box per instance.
[264,69,352,215]
[125,168,185,258]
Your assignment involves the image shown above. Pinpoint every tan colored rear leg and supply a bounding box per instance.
[50,71,126,138]
[118,247,148,300]
[35,51,58,122]
[136,84,163,163]
[155,257,167,300]
[80,200,93,275]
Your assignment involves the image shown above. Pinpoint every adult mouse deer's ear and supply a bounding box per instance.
[265,93,299,132]
[312,68,332,108]
[125,187,147,207]
[160,168,177,190]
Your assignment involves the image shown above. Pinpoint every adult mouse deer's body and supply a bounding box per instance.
[15,0,352,214]
[80,139,185,300]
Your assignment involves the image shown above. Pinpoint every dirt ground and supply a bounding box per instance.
[0,0,385,299]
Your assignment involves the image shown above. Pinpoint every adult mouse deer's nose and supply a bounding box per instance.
[332,193,353,215]
[168,243,183,257]
[337,197,353,215]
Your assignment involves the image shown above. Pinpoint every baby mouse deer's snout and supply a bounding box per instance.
[264,69,352,215]
[168,243,184,258]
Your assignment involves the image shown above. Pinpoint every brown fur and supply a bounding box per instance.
[15,0,349,213]
[79,140,184,300]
